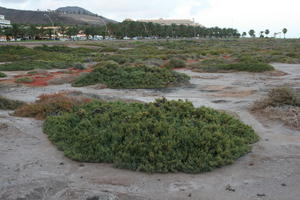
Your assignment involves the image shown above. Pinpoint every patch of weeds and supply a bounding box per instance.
[0,96,24,110]
[14,93,89,119]
[252,86,299,110]
[0,61,74,71]
[166,58,186,69]
[15,77,34,83]
[0,72,7,77]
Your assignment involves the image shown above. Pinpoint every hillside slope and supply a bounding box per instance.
[0,6,117,25]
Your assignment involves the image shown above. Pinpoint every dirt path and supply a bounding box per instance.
[0,63,300,200]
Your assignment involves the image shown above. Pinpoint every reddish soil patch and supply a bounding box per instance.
[186,59,198,64]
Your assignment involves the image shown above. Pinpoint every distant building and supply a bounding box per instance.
[137,18,202,27]
[0,15,11,28]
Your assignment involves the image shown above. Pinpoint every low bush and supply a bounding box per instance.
[15,77,34,83]
[43,98,258,173]
[0,72,7,77]
[72,62,190,89]
[201,60,274,72]
[0,61,74,71]
[252,86,299,110]
[166,58,186,69]
[0,96,24,110]
[14,93,89,119]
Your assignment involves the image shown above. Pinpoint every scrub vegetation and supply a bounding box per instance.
[72,61,190,88]
[252,86,300,130]
[43,98,258,173]
[0,96,24,110]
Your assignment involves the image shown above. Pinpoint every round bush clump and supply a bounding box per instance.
[43,99,258,173]
[72,62,190,89]
[0,72,7,78]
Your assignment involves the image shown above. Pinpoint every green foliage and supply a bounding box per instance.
[0,96,24,110]
[0,61,74,71]
[0,45,94,70]
[0,72,7,77]
[72,62,190,88]
[43,99,258,173]
[201,59,274,72]
[15,77,34,83]
[166,58,186,69]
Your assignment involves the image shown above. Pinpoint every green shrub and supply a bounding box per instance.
[43,99,258,173]
[15,77,34,83]
[166,58,186,69]
[0,96,24,110]
[201,60,274,72]
[72,63,190,89]
[0,61,74,71]
[0,72,7,77]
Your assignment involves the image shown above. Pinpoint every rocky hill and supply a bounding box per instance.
[0,6,117,26]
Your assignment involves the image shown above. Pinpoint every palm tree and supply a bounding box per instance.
[249,29,255,38]
[242,32,247,37]
[260,31,264,38]
[265,29,270,38]
[282,28,287,38]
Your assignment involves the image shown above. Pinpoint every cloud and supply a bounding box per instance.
[0,0,299,37]
[0,0,28,3]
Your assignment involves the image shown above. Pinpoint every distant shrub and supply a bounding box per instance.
[166,58,186,69]
[0,61,73,71]
[201,59,274,72]
[15,77,34,83]
[34,45,74,53]
[99,47,118,52]
[73,63,85,70]
[100,55,132,64]
[72,62,190,89]
[0,96,24,110]
[0,72,7,77]
[43,98,258,173]
[14,93,88,119]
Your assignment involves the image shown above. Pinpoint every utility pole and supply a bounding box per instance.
[44,13,55,39]
[98,17,108,39]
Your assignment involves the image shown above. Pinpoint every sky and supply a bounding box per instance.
[0,0,299,38]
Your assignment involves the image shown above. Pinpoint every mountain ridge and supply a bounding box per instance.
[0,6,117,26]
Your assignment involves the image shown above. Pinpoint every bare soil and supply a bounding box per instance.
[0,63,300,200]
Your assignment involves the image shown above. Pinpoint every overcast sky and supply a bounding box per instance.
[0,0,299,38]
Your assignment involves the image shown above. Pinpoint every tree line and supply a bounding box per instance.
[0,21,242,40]
[243,28,288,38]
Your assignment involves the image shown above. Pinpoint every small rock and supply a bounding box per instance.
[79,163,85,167]
[281,183,287,187]
[86,196,99,200]
[59,162,64,165]
[225,184,235,192]
[157,179,161,181]
[257,193,266,197]
[265,138,269,141]
[80,176,83,179]
[188,193,192,197]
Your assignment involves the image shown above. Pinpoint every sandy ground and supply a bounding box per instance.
[0,63,300,200]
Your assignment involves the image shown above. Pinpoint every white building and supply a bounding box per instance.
[137,18,202,27]
[0,15,11,28]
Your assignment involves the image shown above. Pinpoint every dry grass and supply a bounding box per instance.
[261,106,300,130]
[252,86,300,130]
[14,92,90,119]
